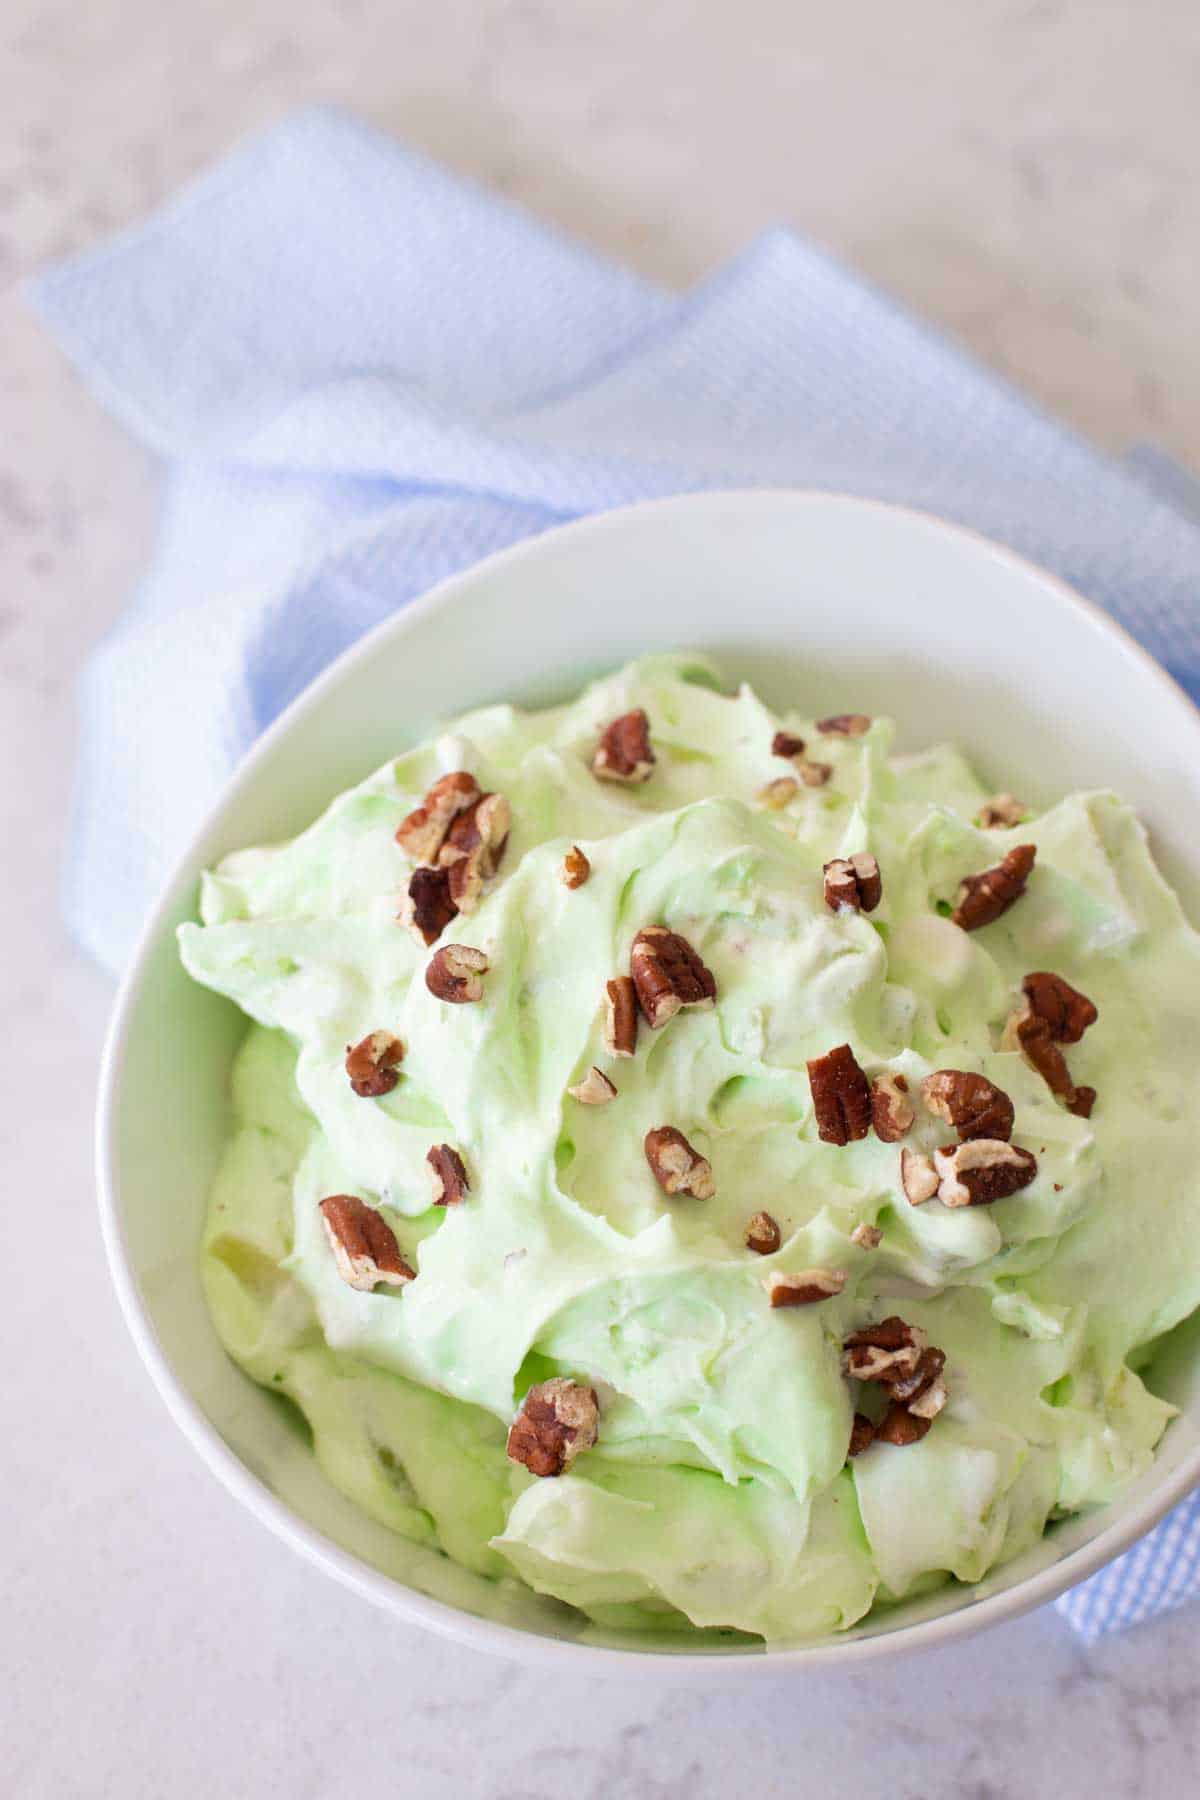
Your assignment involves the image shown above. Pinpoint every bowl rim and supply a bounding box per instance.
[96,487,1200,1675]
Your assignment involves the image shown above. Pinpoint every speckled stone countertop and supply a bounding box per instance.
[4,4,1199,1794]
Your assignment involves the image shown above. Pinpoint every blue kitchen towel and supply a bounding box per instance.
[1055,1488,1200,1643]
[30,105,1200,1639]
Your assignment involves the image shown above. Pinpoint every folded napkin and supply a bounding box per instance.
[31,105,1200,1640]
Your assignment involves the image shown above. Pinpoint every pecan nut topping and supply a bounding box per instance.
[644,1125,716,1198]
[817,713,871,736]
[848,1413,876,1457]
[756,776,800,811]
[395,771,480,863]
[400,864,459,946]
[1004,1015,1072,1104]
[630,927,717,1028]
[922,1070,1015,1142]
[745,1210,782,1255]
[978,792,1027,829]
[445,852,483,917]
[871,1072,914,1142]
[950,843,1037,931]
[885,1344,946,1406]
[933,1139,1038,1207]
[905,1358,949,1421]
[1021,971,1098,1045]
[567,1065,617,1105]
[604,975,639,1056]
[426,1143,470,1205]
[507,1377,600,1478]
[425,942,489,1003]
[807,1044,872,1145]
[440,790,510,873]
[592,708,655,784]
[843,1317,947,1448]
[900,1146,940,1205]
[764,1268,847,1307]
[876,1402,932,1446]
[850,1221,882,1250]
[561,845,591,889]
[438,791,511,915]
[772,730,807,759]
[319,1194,415,1291]
[824,853,883,914]
[344,1031,405,1097]
[843,1316,927,1384]
[1003,971,1098,1115]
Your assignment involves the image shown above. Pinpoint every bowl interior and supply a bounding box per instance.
[101,491,1200,1669]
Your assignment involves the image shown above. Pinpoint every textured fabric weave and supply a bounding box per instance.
[30,105,1200,1639]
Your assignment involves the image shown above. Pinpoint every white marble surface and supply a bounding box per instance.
[4,3,1199,1793]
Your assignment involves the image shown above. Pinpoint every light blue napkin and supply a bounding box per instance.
[31,105,1200,1641]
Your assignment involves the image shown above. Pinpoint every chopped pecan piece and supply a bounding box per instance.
[817,714,871,737]
[886,1345,946,1406]
[440,790,510,874]
[900,1146,939,1205]
[745,1210,782,1255]
[445,852,483,916]
[850,1222,882,1250]
[592,709,655,784]
[843,1316,927,1384]
[630,927,717,1028]
[507,1377,599,1478]
[908,1383,948,1423]
[561,845,591,889]
[395,771,481,863]
[344,1031,405,1098]
[933,1139,1037,1207]
[922,1070,1014,1142]
[1021,972,1098,1045]
[1004,1014,1073,1102]
[978,792,1027,829]
[568,1065,617,1105]
[400,864,459,946]
[824,853,882,914]
[871,1073,913,1142]
[807,1044,872,1145]
[756,776,800,810]
[604,975,639,1056]
[426,1143,470,1206]
[437,791,511,914]
[848,1413,876,1457]
[425,942,489,1003]
[950,843,1036,931]
[823,859,858,911]
[319,1194,415,1291]
[844,1319,947,1445]
[906,1356,949,1421]
[772,730,807,759]
[876,1402,932,1446]
[1008,1017,1072,1102]
[644,1126,715,1198]
[797,759,832,788]
[764,1268,847,1307]
[1003,972,1098,1114]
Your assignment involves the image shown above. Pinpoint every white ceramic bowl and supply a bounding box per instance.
[98,490,1200,1676]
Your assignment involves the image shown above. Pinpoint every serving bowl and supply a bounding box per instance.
[97,489,1200,1676]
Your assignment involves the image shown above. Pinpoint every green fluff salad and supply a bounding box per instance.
[179,654,1200,1644]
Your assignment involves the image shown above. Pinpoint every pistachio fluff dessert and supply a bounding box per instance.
[179,654,1200,1644]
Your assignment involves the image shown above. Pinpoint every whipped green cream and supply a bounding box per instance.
[180,654,1200,1643]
